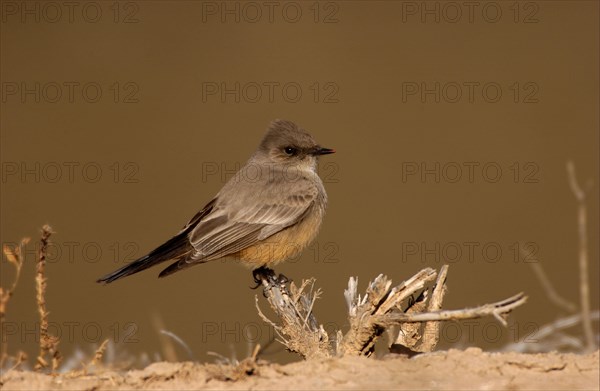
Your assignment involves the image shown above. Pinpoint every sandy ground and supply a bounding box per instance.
[1,348,598,390]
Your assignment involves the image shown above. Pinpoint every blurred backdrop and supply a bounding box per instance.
[1,1,598,365]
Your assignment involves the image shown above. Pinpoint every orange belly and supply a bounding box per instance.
[231,205,325,268]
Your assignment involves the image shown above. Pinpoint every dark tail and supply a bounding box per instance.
[96,231,192,284]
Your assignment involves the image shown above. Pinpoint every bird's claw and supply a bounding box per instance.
[251,267,290,297]
[251,266,275,289]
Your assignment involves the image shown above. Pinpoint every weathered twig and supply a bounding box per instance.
[1,238,30,368]
[385,292,527,326]
[152,313,180,362]
[417,264,448,351]
[89,339,109,368]
[1,351,27,376]
[566,161,596,352]
[34,225,61,372]
[388,266,450,354]
[63,339,110,378]
[254,273,329,359]
[339,269,439,356]
[392,290,429,353]
[503,310,600,353]
[0,238,29,321]
[159,330,194,361]
[525,251,577,313]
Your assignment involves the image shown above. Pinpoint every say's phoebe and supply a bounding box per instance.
[97,119,334,284]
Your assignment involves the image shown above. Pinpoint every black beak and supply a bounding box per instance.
[312,147,335,156]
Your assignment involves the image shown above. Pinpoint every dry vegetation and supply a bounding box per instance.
[33,226,61,372]
[253,265,527,359]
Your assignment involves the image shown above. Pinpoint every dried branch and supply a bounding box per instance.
[152,313,180,362]
[34,225,61,372]
[566,161,596,352]
[0,351,27,378]
[526,254,577,313]
[393,290,428,352]
[90,339,109,367]
[503,310,600,353]
[64,339,110,378]
[418,264,448,351]
[338,269,438,356]
[391,267,449,354]
[206,343,262,382]
[159,330,194,361]
[0,238,29,320]
[255,265,527,359]
[1,238,30,368]
[385,292,527,326]
[254,272,329,359]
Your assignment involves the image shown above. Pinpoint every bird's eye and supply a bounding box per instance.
[284,147,297,156]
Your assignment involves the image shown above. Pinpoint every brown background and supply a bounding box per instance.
[1,1,598,365]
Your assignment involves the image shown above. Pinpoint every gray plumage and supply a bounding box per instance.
[97,120,333,284]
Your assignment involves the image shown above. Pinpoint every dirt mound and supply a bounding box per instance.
[2,348,598,390]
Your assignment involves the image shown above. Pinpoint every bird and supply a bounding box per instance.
[96,119,334,285]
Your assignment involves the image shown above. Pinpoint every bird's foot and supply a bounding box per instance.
[251,267,290,298]
[251,266,276,289]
